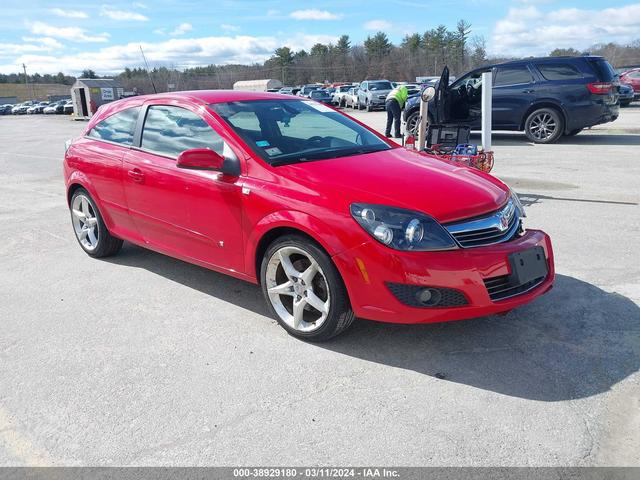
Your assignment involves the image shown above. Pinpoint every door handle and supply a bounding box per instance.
[127,168,144,183]
[522,89,534,94]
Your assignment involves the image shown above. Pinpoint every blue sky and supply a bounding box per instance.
[1,0,639,75]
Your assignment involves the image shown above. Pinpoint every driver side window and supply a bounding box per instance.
[141,105,224,159]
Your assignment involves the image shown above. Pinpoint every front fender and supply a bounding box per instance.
[244,209,355,280]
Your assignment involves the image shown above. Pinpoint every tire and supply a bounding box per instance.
[405,110,420,135]
[566,128,583,136]
[366,100,372,112]
[260,235,355,342]
[70,188,123,258]
[620,101,631,108]
[524,108,564,143]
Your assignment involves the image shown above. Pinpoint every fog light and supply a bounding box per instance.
[416,288,442,306]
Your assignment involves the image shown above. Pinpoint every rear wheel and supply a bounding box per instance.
[70,188,122,258]
[524,108,564,143]
[260,235,355,342]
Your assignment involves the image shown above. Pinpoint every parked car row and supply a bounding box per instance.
[0,98,73,115]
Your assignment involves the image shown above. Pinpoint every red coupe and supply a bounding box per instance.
[619,68,640,98]
[64,91,554,341]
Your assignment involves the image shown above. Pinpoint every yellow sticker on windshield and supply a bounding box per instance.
[265,147,282,156]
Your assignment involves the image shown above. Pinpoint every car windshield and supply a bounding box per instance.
[211,99,393,166]
[369,81,392,91]
[310,91,328,98]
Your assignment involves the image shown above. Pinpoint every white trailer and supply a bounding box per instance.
[232,79,283,92]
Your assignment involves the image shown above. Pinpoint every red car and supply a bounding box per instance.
[619,68,640,98]
[64,91,554,341]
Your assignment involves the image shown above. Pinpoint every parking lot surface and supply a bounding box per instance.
[0,107,638,466]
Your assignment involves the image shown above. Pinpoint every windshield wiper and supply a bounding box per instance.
[269,145,389,166]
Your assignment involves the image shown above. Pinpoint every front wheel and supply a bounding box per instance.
[261,235,355,341]
[70,188,123,257]
[524,108,564,143]
[366,100,372,112]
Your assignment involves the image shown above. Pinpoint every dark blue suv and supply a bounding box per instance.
[403,56,620,143]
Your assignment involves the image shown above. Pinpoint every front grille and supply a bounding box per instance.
[386,282,469,308]
[483,274,546,302]
[445,200,520,248]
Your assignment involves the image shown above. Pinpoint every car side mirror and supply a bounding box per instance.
[176,148,225,171]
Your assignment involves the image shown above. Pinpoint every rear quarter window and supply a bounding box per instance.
[588,59,616,82]
[535,63,583,81]
[87,107,140,146]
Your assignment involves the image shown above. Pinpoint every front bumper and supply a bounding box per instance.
[332,229,554,324]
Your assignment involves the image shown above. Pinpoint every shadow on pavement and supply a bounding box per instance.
[518,192,638,207]
[107,245,640,402]
[469,132,640,146]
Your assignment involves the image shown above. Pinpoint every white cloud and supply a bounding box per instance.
[170,23,192,36]
[491,3,640,56]
[221,24,240,32]
[290,9,343,20]
[49,8,89,19]
[0,37,64,56]
[133,2,148,8]
[21,37,64,49]
[363,19,393,31]
[100,6,149,21]
[28,21,110,43]
[0,33,340,75]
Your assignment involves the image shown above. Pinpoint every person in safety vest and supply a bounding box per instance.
[385,85,408,138]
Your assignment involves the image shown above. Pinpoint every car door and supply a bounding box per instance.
[122,103,245,273]
[445,69,485,128]
[492,64,537,129]
[79,106,141,238]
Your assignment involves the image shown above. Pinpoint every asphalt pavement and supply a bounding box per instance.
[0,107,638,466]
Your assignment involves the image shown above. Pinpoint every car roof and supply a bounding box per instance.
[114,90,304,108]
[481,55,604,70]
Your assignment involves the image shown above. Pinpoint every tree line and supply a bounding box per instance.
[2,22,639,94]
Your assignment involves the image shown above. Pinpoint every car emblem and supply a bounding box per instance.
[498,211,509,231]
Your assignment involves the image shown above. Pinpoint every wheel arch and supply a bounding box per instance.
[520,102,568,132]
[247,211,352,285]
[66,171,98,206]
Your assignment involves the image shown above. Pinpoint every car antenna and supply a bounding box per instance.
[139,45,158,94]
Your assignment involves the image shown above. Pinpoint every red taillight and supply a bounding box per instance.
[587,82,613,94]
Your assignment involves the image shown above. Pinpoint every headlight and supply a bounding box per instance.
[350,203,457,251]
[510,188,526,218]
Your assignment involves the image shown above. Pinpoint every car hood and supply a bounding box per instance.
[370,89,392,96]
[278,147,509,223]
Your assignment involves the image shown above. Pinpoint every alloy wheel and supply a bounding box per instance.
[407,114,419,135]
[71,194,99,251]
[265,246,330,332]
[529,112,557,141]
